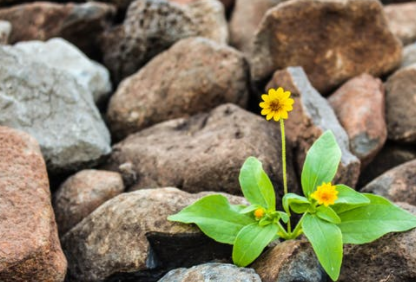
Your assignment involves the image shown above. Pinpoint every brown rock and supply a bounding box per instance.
[252,240,325,282]
[107,37,249,140]
[0,2,115,58]
[328,74,387,168]
[104,103,298,197]
[0,126,67,281]
[385,3,416,46]
[53,170,124,236]
[169,0,235,10]
[385,64,416,143]
[250,0,402,94]
[62,187,248,282]
[401,43,416,69]
[0,20,10,45]
[267,67,361,187]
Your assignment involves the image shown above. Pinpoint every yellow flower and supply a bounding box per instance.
[260,87,294,121]
[254,208,265,219]
[311,182,338,207]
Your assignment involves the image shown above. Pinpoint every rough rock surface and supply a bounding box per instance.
[250,0,402,93]
[267,67,361,187]
[385,3,416,45]
[107,37,249,140]
[159,263,261,282]
[0,47,111,173]
[385,64,416,143]
[62,188,248,282]
[401,43,416,69]
[0,2,115,58]
[0,20,10,44]
[252,240,326,282]
[102,0,228,83]
[7,38,111,104]
[339,203,416,282]
[169,0,234,10]
[328,74,387,168]
[104,103,298,196]
[53,170,124,236]
[0,126,67,281]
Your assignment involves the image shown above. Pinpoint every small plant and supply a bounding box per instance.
[168,87,416,281]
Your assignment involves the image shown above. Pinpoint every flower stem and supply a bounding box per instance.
[280,119,288,195]
[288,213,307,239]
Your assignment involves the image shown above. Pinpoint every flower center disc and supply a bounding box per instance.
[270,100,282,112]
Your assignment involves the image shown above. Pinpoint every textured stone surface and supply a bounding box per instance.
[385,3,416,45]
[267,67,361,187]
[107,37,249,140]
[252,240,326,282]
[102,0,228,83]
[8,38,111,104]
[328,74,387,168]
[62,188,248,282]
[0,20,10,44]
[401,43,416,69]
[0,2,115,58]
[250,0,402,93]
[53,170,124,236]
[169,0,234,10]
[385,64,416,143]
[104,103,298,196]
[339,203,416,282]
[159,263,261,282]
[0,126,67,281]
[0,47,111,173]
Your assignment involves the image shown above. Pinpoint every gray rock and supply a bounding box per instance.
[0,47,111,173]
[401,43,416,69]
[158,263,261,282]
[385,3,416,46]
[0,20,10,44]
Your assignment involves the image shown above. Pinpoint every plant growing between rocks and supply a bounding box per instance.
[169,87,416,281]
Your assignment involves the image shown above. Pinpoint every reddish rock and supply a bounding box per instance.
[385,64,416,143]
[328,74,387,168]
[53,170,124,236]
[267,67,361,187]
[0,126,67,281]
[107,37,249,140]
[385,3,416,45]
[250,0,402,94]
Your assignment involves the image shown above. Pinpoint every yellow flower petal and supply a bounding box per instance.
[259,102,268,108]
[266,112,274,120]
[261,108,271,115]
[311,182,338,207]
[283,91,291,99]
[261,94,270,102]
[276,87,284,95]
[273,113,281,121]
[281,111,288,119]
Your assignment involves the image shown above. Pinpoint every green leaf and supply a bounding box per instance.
[338,194,416,244]
[316,206,341,224]
[168,195,255,244]
[283,193,311,214]
[302,214,343,281]
[239,204,261,214]
[277,211,289,223]
[232,223,278,267]
[335,184,370,205]
[301,131,341,197]
[239,157,275,210]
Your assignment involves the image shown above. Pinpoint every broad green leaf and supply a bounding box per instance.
[278,211,289,223]
[283,193,311,214]
[232,223,278,267]
[168,195,255,244]
[239,204,261,214]
[316,206,341,224]
[301,131,341,197]
[338,194,416,244]
[239,157,275,210]
[302,214,343,281]
[335,184,370,205]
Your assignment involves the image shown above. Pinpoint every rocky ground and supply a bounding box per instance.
[1,0,416,281]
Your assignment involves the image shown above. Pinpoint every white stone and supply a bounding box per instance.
[0,20,11,45]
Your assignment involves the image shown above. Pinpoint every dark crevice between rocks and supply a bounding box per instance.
[105,232,233,282]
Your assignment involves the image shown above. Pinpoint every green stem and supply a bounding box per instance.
[280,119,291,233]
[288,213,307,239]
[277,222,289,239]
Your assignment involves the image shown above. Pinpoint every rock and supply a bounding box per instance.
[250,0,402,94]
[101,0,228,83]
[62,188,247,282]
[0,2,115,58]
[252,240,326,282]
[158,263,261,282]
[0,126,67,281]
[385,3,416,46]
[103,103,298,197]
[7,38,111,104]
[385,64,416,143]
[53,170,124,236]
[401,43,416,69]
[107,37,249,140]
[267,67,361,187]
[361,160,416,205]
[339,202,416,282]
[328,74,387,168]
[0,47,111,173]
[0,20,10,44]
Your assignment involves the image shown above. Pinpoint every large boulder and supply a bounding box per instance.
[107,37,249,140]
[250,0,402,94]
[0,126,67,281]
[385,3,416,45]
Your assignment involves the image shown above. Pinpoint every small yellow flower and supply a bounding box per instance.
[311,182,338,207]
[260,87,294,121]
[254,208,265,219]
